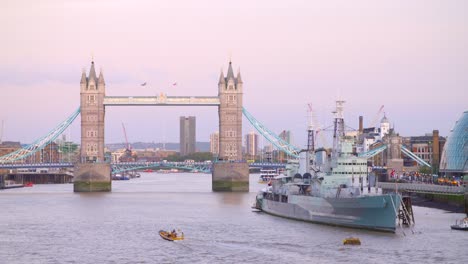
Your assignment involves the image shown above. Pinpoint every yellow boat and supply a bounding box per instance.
[343,237,361,245]
[159,230,184,241]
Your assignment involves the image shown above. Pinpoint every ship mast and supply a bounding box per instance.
[306,104,315,174]
[332,100,346,160]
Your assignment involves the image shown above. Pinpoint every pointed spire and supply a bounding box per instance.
[88,61,97,83]
[98,68,105,85]
[236,68,242,84]
[226,61,235,80]
[218,69,225,84]
[80,68,87,84]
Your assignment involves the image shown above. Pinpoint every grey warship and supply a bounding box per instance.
[254,101,403,232]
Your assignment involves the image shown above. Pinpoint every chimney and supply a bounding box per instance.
[359,116,363,133]
[432,130,440,169]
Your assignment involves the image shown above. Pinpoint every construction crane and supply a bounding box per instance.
[122,123,131,151]
[369,105,384,128]
[120,123,135,162]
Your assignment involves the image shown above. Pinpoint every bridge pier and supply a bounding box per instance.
[73,163,111,192]
[212,162,249,192]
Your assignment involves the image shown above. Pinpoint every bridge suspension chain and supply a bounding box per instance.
[0,107,81,163]
[242,107,300,158]
[358,144,387,158]
[400,145,431,167]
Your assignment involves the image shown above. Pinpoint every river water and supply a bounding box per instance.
[1,173,466,264]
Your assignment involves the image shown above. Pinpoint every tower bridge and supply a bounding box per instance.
[76,60,247,192]
[0,59,299,193]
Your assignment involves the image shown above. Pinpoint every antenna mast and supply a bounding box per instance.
[332,100,346,159]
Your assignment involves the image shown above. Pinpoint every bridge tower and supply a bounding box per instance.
[212,61,249,191]
[74,61,111,192]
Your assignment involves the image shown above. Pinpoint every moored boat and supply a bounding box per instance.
[451,218,468,231]
[112,174,130,180]
[1,180,24,189]
[258,169,278,183]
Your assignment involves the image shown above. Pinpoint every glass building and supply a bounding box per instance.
[439,111,467,177]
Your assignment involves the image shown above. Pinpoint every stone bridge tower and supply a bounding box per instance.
[218,61,243,161]
[212,61,249,192]
[74,61,111,192]
[80,61,106,163]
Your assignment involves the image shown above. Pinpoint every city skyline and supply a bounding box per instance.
[0,1,466,149]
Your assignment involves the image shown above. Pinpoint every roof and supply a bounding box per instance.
[226,61,235,81]
[440,111,468,173]
[88,61,97,83]
[381,114,389,123]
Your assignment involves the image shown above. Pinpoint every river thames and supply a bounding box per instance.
[1,173,466,264]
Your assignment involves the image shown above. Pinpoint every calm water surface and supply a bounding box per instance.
[1,173,466,264]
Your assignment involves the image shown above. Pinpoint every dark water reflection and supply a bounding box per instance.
[0,173,466,264]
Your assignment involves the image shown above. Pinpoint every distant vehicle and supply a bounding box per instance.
[204,160,212,163]
[184,159,195,163]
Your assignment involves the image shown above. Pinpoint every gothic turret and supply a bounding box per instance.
[236,69,242,85]
[80,69,87,84]
[88,61,97,87]
[226,61,235,82]
[218,69,225,85]
[98,69,105,86]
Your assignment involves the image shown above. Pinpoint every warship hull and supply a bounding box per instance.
[257,193,401,233]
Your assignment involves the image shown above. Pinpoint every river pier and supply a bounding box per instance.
[378,182,467,214]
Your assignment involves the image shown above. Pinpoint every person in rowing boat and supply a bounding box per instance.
[171,229,177,238]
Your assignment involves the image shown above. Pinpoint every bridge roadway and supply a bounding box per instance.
[103,96,220,106]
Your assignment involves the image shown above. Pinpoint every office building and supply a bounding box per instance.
[180,116,196,156]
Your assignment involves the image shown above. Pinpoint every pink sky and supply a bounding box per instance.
[1,0,467,148]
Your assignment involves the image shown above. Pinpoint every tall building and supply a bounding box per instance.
[245,131,259,160]
[279,130,292,162]
[210,132,219,157]
[179,116,196,156]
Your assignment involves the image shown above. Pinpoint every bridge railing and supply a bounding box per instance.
[378,182,465,195]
